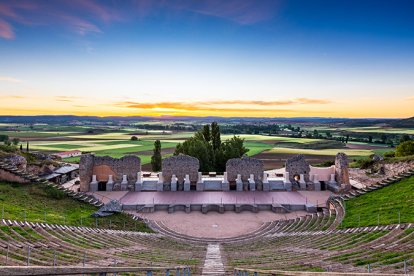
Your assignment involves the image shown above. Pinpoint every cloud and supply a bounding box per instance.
[0,18,14,39]
[0,76,22,83]
[408,96,414,101]
[116,98,331,113]
[180,0,279,25]
[0,0,279,40]
[54,96,84,102]
[2,95,25,99]
[59,15,102,35]
[0,0,117,39]
[202,98,331,106]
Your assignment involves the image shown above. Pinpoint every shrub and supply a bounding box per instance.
[315,160,335,167]
[383,151,395,158]
[354,158,375,169]
[130,136,138,141]
[395,141,414,157]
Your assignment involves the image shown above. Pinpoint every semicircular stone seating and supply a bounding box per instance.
[0,162,413,274]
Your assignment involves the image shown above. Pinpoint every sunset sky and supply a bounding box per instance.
[0,0,413,118]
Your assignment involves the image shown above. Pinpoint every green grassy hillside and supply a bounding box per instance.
[341,176,414,228]
[0,181,151,232]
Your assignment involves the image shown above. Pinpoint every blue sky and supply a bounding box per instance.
[0,0,413,117]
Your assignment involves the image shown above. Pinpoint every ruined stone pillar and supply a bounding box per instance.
[299,174,306,190]
[171,174,177,192]
[121,175,128,191]
[221,172,229,191]
[249,174,256,191]
[184,174,191,191]
[106,175,114,191]
[135,172,142,192]
[262,172,270,191]
[329,173,337,184]
[236,174,243,191]
[313,174,321,191]
[90,175,98,192]
[196,172,204,191]
[157,172,164,191]
[284,172,292,191]
[335,152,350,187]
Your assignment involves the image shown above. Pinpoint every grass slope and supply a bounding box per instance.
[341,176,414,228]
[0,181,152,232]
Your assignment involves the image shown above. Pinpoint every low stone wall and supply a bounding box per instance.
[309,165,335,182]
[162,155,199,183]
[226,157,264,182]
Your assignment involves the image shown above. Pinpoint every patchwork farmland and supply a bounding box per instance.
[0,124,389,170]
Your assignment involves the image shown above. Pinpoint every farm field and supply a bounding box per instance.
[1,124,391,170]
[305,126,414,135]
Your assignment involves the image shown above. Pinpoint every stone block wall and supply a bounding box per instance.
[226,157,264,182]
[162,154,199,183]
[79,154,141,192]
[285,154,311,183]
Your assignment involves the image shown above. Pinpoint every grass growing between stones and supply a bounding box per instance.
[0,181,152,232]
[340,176,414,228]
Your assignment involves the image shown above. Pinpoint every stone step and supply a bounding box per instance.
[202,244,225,276]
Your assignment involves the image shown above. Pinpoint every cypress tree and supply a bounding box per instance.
[211,122,221,151]
[151,140,162,172]
[202,124,211,142]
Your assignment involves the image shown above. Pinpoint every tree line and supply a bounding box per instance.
[151,122,248,172]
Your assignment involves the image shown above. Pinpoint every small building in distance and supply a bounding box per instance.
[43,164,79,184]
[54,150,82,159]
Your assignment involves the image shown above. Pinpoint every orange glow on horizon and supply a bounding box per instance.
[0,95,413,118]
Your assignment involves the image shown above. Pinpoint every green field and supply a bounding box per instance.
[305,126,414,135]
[268,147,373,157]
[2,123,387,167]
[341,176,414,228]
[0,181,151,232]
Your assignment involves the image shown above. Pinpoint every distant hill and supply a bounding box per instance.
[388,116,414,128]
[0,115,398,125]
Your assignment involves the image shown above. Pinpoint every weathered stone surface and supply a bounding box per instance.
[335,152,350,185]
[91,200,122,217]
[372,154,384,162]
[162,154,199,183]
[285,154,310,183]
[80,154,141,192]
[5,155,27,171]
[226,157,264,182]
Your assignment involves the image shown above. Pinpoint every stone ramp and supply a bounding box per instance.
[202,244,225,275]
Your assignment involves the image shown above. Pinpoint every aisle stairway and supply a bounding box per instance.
[202,244,225,275]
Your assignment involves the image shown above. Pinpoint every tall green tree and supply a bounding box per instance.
[202,124,211,142]
[211,122,221,151]
[151,140,162,172]
[174,122,248,172]
[174,136,213,172]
